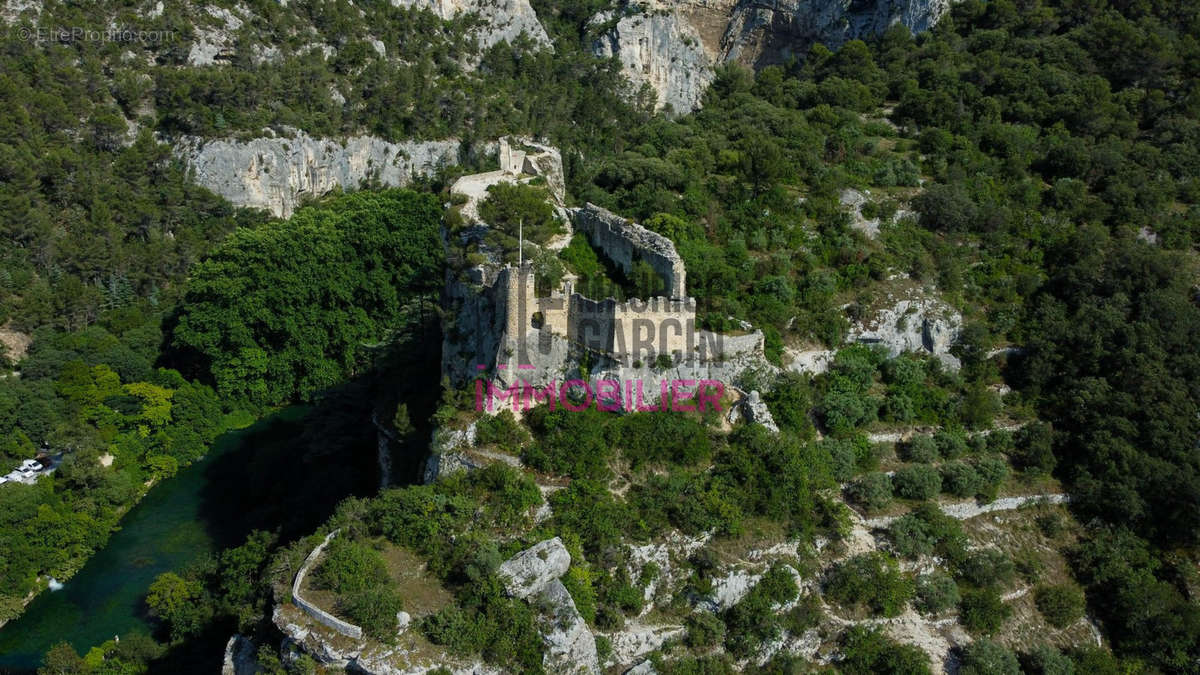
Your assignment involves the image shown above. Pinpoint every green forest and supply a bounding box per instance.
[0,0,1197,672]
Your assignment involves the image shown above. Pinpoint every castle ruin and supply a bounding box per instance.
[442,139,767,407]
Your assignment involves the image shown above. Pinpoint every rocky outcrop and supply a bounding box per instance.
[178,130,463,218]
[499,537,572,599]
[786,288,963,374]
[222,634,259,675]
[719,0,951,65]
[848,293,962,369]
[391,0,551,49]
[606,623,685,666]
[728,389,779,433]
[274,604,501,674]
[591,6,714,113]
[592,0,956,112]
[536,580,600,674]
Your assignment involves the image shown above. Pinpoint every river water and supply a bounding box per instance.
[0,407,337,671]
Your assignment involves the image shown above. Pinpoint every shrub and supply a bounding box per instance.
[825,437,859,482]
[902,435,938,463]
[973,455,1009,492]
[1023,645,1076,675]
[848,472,893,511]
[314,537,390,595]
[764,372,814,438]
[986,429,1014,454]
[824,553,912,617]
[722,565,798,657]
[474,410,528,453]
[959,588,1012,634]
[958,549,1015,588]
[887,505,967,561]
[934,431,968,459]
[960,639,1020,675]
[939,461,982,498]
[562,566,597,623]
[839,626,932,675]
[1034,584,1086,628]
[915,572,960,614]
[893,465,941,500]
[342,586,403,641]
[685,611,726,648]
[782,594,824,634]
[1012,422,1055,474]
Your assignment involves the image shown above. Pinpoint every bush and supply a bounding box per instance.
[342,586,402,641]
[1034,584,1086,628]
[314,537,390,595]
[893,465,941,500]
[959,588,1012,634]
[782,594,824,634]
[474,410,528,453]
[957,549,1015,588]
[685,611,726,648]
[722,565,798,657]
[562,566,597,623]
[934,431,968,459]
[887,505,967,561]
[986,430,1014,454]
[824,553,912,617]
[914,572,960,614]
[839,626,932,675]
[1012,422,1055,474]
[1023,645,1075,675]
[960,639,1020,675]
[972,455,1009,494]
[939,461,983,497]
[848,472,893,511]
[902,435,938,463]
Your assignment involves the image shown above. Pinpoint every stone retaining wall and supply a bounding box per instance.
[291,530,363,640]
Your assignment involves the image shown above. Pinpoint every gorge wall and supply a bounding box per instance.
[591,0,954,112]
[178,131,464,218]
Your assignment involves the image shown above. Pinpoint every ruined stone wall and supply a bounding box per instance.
[567,294,696,361]
[291,530,364,640]
[572,204,687,299]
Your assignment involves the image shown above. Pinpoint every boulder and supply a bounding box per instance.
[498,537,571,599]
[536,579,600,673]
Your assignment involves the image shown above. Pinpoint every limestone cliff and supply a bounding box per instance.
[591,5,714,113]
[592,0,953,112]
[177,130,464,218]
[391,0,552,49]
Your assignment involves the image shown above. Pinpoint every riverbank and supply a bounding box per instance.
[0,401,382,671]
[0,409,266,668]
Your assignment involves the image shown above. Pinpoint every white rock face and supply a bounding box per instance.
[606,623,685,666]
[391,0,552,49]
[849,294,962,370]
[786,288,963,374]
[591,6,714,113]
[591,0,956,112]
[221,634,259,675]
[699,568,762,612]
[729,389,779,433]
[536,579,600,674]
[498,537,572,599]
[178,130,463,218]
[188,6,244,66]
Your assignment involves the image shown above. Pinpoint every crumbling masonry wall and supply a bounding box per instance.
[500,265,695,363]
[573,203,687,299]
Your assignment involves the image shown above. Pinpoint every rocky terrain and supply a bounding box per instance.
[591,0,955,111]
[178,131,466,218]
